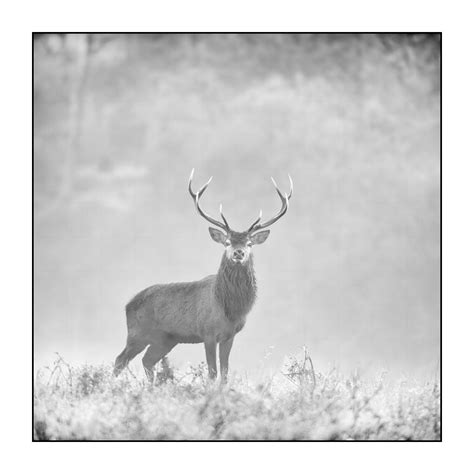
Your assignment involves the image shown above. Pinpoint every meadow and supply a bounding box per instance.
[33,351,440,441]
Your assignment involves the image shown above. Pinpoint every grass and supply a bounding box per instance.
[33,351,440,441]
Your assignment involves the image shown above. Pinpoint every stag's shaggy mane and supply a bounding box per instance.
[214,254,257,322]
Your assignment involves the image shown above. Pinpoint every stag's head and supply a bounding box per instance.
[188,169,293,265]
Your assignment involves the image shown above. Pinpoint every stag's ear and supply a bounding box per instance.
[250,230,270,245]
[208,227,227,245]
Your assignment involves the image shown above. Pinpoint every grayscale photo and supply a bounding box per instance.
[33,33,441,441]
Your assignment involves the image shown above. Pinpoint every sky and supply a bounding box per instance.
[34,34,440,379]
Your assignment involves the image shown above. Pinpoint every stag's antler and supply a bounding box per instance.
[188,169,230,232]
[247,175,293,233]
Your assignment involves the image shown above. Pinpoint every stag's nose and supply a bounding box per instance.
[232,249,245,261]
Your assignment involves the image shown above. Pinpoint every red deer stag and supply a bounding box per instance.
[114,169,293,383]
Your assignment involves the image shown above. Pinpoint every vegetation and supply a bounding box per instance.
[34,351,440,440]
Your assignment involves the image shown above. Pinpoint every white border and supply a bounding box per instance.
[3,0,473,471]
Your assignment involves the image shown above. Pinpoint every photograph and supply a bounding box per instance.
[33,33,441,441]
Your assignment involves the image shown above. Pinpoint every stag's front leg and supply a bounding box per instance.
[204,341,217,380]
[219,337,234,384]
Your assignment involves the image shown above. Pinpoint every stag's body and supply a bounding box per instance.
[114,170,292,383]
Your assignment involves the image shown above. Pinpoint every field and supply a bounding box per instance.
[34,352,440,441]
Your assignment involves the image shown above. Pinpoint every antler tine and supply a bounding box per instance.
[270,177,284,200]
[219,203,231,229]
[249,175,293,233]
[188,169,229,231]
[247,209,263,233]
[287,174,293,199]
[189,168,213,198]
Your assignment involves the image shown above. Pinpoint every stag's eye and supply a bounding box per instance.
[225,240,231,247]
[247,241,253,247]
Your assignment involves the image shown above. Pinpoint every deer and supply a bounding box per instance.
[113,169,293,384]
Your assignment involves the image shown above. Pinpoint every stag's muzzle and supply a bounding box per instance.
[231,248,246,263]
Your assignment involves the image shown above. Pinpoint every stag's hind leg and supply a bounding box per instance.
[114,339,148,376]
[142,334,177,384]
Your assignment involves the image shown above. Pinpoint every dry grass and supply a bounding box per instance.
[34,351,440,441]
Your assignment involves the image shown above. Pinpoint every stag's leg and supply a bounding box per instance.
[142,336,177,384]
[114,339,148,376]
[219,337,234,384]
[204,341,217,380]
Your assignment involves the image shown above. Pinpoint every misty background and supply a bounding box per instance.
[33,34,440,379]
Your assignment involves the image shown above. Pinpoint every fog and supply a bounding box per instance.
[34,34,440,378]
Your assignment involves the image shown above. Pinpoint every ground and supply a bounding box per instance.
[34,352,440,441]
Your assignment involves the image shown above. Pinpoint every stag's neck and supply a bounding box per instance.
[214,254,257,321]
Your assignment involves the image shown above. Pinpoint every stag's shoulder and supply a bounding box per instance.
[199,274,216,285]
